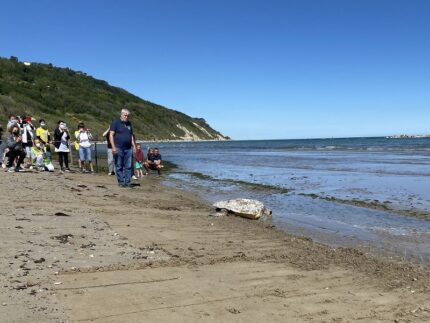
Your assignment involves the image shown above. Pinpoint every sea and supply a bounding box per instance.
[135,137,430,264]
[89,137,429,263]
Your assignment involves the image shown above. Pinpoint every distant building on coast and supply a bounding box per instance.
[386,134,430,139]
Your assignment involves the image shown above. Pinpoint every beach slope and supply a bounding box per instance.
[0,172,429,322]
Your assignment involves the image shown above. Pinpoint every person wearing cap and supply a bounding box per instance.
[109,109,136,187]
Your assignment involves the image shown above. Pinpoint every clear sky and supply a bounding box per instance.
[1,0,429,139]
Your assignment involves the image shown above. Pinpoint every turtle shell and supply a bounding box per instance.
[213,199,266,219]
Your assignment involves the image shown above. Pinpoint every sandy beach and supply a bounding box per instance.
[1,171,430,322]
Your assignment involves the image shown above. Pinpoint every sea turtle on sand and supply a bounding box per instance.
[212,199,272,220]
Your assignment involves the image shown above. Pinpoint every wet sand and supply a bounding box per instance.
[1,172,430,322]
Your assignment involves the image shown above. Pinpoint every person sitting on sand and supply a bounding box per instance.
[31,139,55,172]
[134,144,146,179]
[5,124,26,172]
[144,147,163,175]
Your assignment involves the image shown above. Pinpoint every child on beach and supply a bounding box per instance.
[134,144,146,178]
[31,139,54,172]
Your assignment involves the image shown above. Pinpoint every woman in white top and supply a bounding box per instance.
[54,120,71,172]
[75,122,93,173]
[21,116,35,167]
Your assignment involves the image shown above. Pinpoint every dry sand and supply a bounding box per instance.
[1,171,429,322]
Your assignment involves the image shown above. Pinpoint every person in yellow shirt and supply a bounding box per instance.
[31,139,54,172]
[36,119,51,160]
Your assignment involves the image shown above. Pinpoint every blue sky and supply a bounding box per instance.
[1,0,429,139]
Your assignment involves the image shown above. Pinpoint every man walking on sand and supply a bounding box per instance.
[109,109,136,187]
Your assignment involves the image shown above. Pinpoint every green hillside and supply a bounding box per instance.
[0,56,228,141]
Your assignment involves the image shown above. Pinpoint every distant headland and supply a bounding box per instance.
[386,134,430,139]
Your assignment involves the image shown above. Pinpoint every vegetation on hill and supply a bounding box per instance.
[0,56,228,141]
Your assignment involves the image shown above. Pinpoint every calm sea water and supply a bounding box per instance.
[145,137,430,263]
[96,137,430,263]
[154,137,430,211]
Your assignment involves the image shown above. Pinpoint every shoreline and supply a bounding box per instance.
[299,193,430,221]
[1,171,429,322]
[171,169,430,222]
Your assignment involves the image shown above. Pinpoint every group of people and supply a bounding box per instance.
[0,108,163,187]
[0,115,55,172]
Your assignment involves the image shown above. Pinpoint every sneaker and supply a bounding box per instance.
[64,168,71,173]
[7,167,15,173]
[29,166,33,170]
[111,171,115,175]
[108,172,112,175]
[132,175,138,180]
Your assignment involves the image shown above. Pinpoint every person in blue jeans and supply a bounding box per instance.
[109,109,136,187]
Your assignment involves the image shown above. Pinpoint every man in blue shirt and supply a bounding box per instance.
[144,147,163,175]
[109,109,136,187]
